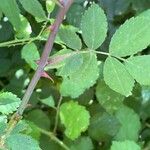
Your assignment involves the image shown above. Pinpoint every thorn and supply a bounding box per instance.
[35,60,48,66]
[48,24,56,31]
[35,60,40,65]
[26,103,32,108]
[41,71,54,83]
[59,0,65,7]
[55,0,64,7]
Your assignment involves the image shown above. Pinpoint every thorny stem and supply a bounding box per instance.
[17,0,73,116]
[2,0,73,144]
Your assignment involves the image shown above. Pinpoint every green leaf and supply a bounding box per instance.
[77,88,94,106]
[0,58,11,76]
[0,115,7,135]
[81,3,107,49]
[0,92,21,115]
[104,57,135,96]
[46,0,55,13]
[6,134,41,150]
[15,15,32,39]
[0,21,14,42]
[0,0,21,30]
[88,112,120,141]
[40,135,62,150]
[70,136,93,150]
[60,101,90,140]
[57,53,83,76]
[19,0,47,22]
[58,27,82,50]
[111,140,141,150]
[110,9,150,57]
[0,10,2,20]
[40,95,55,108]
[96,80,124,113]
[24,121,41,140]
[125,55,150,85]
[21,43,40,70]
[115,105,141,141]
[26,109,50,130]
[0,48,9,58]
[12,120,28,134]
[66,4,84,27]
[60,53,99,98]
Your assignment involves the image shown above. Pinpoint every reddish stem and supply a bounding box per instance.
[17,0,74,115]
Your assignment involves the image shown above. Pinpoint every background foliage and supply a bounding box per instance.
[0,0,150,149]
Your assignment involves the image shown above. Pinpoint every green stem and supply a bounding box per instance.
[53,96,62,134]
[92,50,110,56]
[0,38,34,47]
[37,127,70,150]
[146,123,150,128]
[92,50,126,61]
